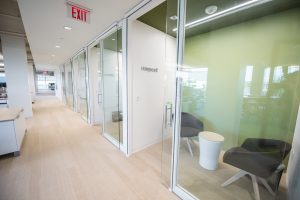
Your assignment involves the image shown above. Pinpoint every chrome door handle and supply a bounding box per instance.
[98,93,102,104]
[165,103,173,128]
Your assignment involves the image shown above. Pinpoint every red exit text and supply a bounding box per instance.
[71,6,88,22]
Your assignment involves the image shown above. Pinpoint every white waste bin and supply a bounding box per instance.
[198,131,224,170]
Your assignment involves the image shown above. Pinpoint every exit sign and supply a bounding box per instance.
[67,1,91,23]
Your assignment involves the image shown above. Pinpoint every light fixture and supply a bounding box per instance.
[64,26,72,30]
[51,54,55,57]
[0,63,4,67]
[205,5,218,15]
[112,38,115,41]
[55,45,61,48]
[173,0,272,31]
[169,15,178,20]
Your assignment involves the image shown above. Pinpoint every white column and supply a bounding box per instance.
[55,68,62,101]
[1,34,33,117]
[27,63,36,102]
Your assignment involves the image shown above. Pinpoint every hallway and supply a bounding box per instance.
[0,97,178,200]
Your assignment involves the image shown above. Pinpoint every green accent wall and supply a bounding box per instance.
[183,8,300,151]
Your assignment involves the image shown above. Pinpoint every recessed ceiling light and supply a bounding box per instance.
[169,15,178,20]
[51,54,55,57]
[55,45,61,48]
[205,5,218,15]
[173,0,272,31]
[64,26,72,30]
[112,38,115,41]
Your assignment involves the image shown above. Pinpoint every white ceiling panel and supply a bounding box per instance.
[17,0,142,70]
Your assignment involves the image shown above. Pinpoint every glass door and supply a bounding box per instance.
[88,41,103,126]
[64,60,74,109]
[75,51,89,121]
[161,0,179,188]
[101,27,123,148]
[61,65,67,104]
[171,0,300,200]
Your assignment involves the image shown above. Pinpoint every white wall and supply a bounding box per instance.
[128,20,176,153]
[1,34,32,117]
[288,105,300,199]
[27,63,36,102]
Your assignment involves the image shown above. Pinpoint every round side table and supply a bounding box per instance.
[198,131,224,170]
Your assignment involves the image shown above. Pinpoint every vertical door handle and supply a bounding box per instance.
[165,103,173,128]
[98,93,102,104]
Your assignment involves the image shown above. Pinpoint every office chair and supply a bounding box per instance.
[222,138,291,200]
[180,112,204,157]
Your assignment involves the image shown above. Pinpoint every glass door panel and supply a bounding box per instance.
[161,0,178,188]
[76,51,88,121]
[65,61,74,109]
[88,42,103,126]
[61,66,67,103]
[102,28,123,147]
[173,0,300,200]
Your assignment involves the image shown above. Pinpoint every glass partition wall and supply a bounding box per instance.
[170,0,300,200]
[87,42,103,126]
[101,27,123,148]
[64,61,74,109]
[73,51,89,121]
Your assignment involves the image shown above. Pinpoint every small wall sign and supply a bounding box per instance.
[141,66,158,72]
[66,1,91,23]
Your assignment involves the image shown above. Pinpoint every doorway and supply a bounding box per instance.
[125,0,178,186]
[101,26,125,150]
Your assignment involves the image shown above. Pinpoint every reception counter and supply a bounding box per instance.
[0,107,26,156]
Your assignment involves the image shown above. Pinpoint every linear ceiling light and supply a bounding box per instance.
[173,0,272,31]
[64,26,72,30]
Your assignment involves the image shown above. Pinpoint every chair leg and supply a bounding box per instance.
[250,175,260,200]
[186,138,193,157]
[222,170,248,187]
[258,177,276,196]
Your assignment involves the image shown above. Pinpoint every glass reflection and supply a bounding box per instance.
[64,61,74,108]
[102,28,123,145]
[176,0,300,199]
[75,52,88,121]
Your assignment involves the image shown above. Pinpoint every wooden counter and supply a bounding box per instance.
[0,107,23,122]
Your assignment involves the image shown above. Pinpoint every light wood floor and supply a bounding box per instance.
[0,98,179,200]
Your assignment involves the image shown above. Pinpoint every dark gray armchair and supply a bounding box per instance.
[222,138,291,200]
[180,112,204,156]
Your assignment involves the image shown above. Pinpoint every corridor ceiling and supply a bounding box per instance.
[0,0,34,65]
[17,0,142,71]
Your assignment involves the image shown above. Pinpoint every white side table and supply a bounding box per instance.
[198,131,224,170]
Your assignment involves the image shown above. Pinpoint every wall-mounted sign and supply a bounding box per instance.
[66,1,91,23]
[141,66,158,72]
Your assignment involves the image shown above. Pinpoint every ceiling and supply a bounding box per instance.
[17,0,142,71]
[138,0,300,38]
[0,0,34,66]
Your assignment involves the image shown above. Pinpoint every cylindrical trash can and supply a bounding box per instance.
[198,131,224,170]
